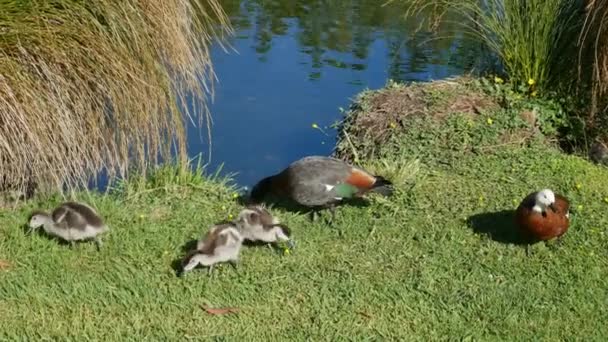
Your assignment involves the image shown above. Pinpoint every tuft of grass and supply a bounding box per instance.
[1,82,608,339]
[399,0,582,90]
[0,0,231,195]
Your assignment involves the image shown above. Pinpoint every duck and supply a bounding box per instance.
[235,205,295,250]
[250,156,393,219]
[515,188,570,248]
[27,201,109,251]
[180,222,244,276]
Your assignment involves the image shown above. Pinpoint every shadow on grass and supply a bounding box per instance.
[171,238,199,277]
[467,210,529,245]
[234,193,371,220]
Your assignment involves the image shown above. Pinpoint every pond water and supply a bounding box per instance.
[187,0,478,189]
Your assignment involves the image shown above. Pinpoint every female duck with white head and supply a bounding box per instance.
[180,222,244,276]
[515,188,570,244]
[27,201,109,250]
[236,205,295,250]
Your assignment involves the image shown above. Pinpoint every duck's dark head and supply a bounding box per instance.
[250,176,274,203]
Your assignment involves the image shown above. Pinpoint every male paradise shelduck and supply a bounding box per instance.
[235,205,295,251]
[27,201,109,251]
[515,189,570,248]
[180,222,244,276]
[250,156,393,220]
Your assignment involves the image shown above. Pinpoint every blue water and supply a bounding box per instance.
[185,2,471,189]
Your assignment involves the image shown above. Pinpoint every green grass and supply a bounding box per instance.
[2,85,608,339]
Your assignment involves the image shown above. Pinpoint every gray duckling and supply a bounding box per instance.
[27,201,109,250]
[236,205,295,250]
[181,222,244,276]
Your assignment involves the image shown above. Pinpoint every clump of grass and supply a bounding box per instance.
[399,0,581,91]
[0,0,231,195]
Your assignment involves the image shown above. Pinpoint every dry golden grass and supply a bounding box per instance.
[0,0,231,195]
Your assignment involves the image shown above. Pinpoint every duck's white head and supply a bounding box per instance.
[28,211,50,230]
[533,189,556,212]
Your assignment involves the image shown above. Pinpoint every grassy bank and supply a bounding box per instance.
[400,0,608,146]
[1,79,608,339]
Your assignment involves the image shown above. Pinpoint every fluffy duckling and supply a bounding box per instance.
[27,201,109,250]
[181,222,244,276]
[516,189,570,246]
[236,205,295,250]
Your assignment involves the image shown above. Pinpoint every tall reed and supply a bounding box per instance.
[0,0,231,195]
[578,0,608,126]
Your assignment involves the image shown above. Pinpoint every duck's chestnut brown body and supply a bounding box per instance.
[515,192,570,241]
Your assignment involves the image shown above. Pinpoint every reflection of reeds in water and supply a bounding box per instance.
[0,0,231,195]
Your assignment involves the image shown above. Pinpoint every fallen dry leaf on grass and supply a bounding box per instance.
[201,305,240,315]
[356,311,373,319]
[0,259,12,270]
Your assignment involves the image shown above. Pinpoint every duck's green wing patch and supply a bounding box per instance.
[334,183,360,198]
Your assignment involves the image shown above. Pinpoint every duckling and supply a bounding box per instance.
[236,205,295,250]
[250,156,393,221]
[181,222,244,276]
[27,201,109,251]
[515,189,570,251]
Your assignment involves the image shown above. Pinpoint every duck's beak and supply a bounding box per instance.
[549,203,557,213]
[286,239,296,250]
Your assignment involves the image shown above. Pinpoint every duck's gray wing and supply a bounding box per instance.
[62,202,104,227]
[290,181,342,206]
[52,204,88,231]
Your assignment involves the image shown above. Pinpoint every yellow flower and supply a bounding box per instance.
[494,76,504,84]
[228,214,233,220]
[139,214,145,219]
[232,193,239,199]
[389,122,397,128]
[311,123,319,129]
[487,118,493,125]
[527,78,536,86]
[163,250,169,255]
[603,197,608,203]
[221,205,226,211]
[577,204,583,211]
[576,183,582,190]
[531,91,538,97]
[479,196,484,202]
[284,248,291,255]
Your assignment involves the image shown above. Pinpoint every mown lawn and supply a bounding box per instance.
[1,82,608,340]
